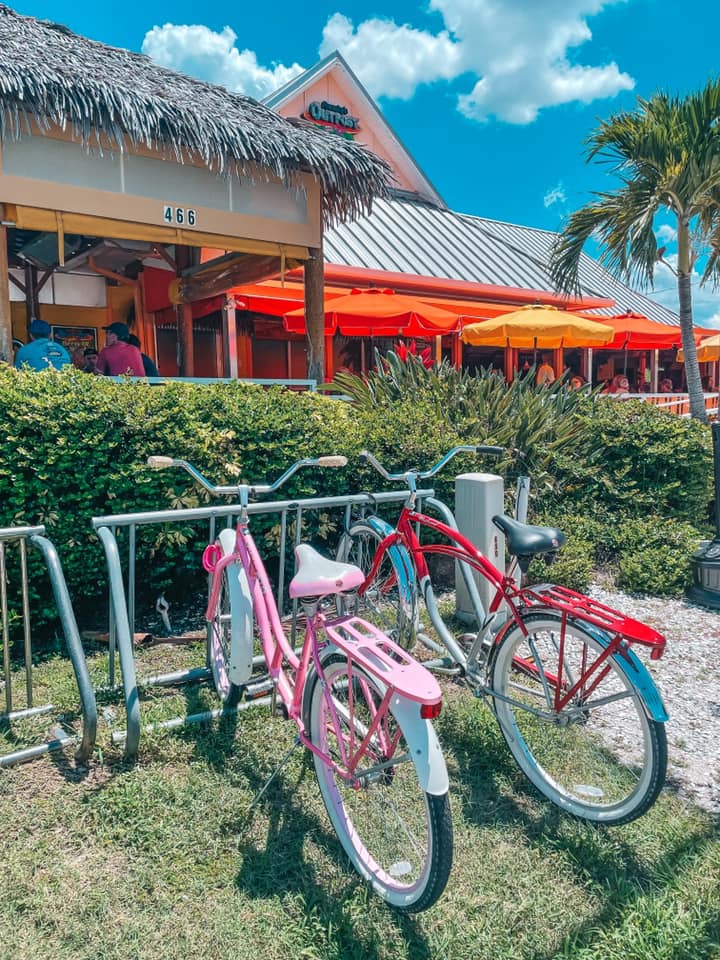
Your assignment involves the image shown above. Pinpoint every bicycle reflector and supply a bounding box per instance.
[420,701,442,719]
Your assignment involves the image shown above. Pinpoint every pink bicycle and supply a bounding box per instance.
[147,454,453,912]
[337,446,669,826]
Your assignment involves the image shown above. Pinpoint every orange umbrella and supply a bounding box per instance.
[461,304,614,348]
[284,288,461,337]
[589,312,688,350]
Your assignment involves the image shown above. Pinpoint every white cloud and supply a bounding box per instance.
[544,182,567,208]
[141,23,304,100]
[651,257,720,327]
[141,2,634,123]
[656,224,678,244]
[319,13,461,100]
[318,1,634,122]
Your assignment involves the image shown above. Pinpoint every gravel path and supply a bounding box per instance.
[590,584,720,817]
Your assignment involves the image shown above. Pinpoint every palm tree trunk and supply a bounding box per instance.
[677,219,706,422]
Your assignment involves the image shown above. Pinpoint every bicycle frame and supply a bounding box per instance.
[358,502,667,716]
[205,518,442,787]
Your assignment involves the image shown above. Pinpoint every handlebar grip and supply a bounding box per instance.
[476,445,505,456]
[317,456,348,467]
[147,456,174,470]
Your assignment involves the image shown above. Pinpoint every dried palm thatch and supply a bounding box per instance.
[0,5,391,224]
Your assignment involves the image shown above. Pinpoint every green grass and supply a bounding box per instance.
[0,647,718,960]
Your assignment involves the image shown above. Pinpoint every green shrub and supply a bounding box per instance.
[0,368,360,635]
[545,399,713,526]
[613,517,702,596]
[527,535,595,593]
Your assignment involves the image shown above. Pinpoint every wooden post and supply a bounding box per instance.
[452,334,462,369]
[175,246,195,378]
[0,204,12,363]
[304,246,324,383]
[177,303,194,378]
[223,296,238,379]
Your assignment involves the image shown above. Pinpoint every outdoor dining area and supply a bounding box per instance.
[275,285,719,413]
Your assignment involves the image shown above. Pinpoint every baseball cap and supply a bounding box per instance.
[29,317,51,337]
[104,321,130,339]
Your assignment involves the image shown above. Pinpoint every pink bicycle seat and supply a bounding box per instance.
[290,543,365,598]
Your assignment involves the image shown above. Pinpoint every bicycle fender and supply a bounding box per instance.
[581,621,669,723]
[217,528,254,685]
[389,694,449,796]
[357,516,415,610]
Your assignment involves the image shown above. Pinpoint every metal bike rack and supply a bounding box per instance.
[92,487,434,760]
[0,525,97,768]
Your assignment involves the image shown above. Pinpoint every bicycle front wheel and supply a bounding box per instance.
[306,652,452,912]
[491,611,667,825]
[207,531,254,706]
[336,522,415,649]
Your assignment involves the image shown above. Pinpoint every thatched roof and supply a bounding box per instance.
[0,5,391,224]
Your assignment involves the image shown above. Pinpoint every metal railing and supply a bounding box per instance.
[109,376,317,391]
[92,487,433,760]
[0,526,97,767]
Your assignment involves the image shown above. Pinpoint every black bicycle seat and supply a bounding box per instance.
[492,515,566,557]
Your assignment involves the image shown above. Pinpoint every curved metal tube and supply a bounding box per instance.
[30,535,98,763]
[95,526,141,759]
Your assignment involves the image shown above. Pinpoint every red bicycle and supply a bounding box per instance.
[337,445,669,825]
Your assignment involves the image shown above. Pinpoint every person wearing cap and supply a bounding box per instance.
[127,334,160,378]
[95,322,145,377]
[14,318,71,371]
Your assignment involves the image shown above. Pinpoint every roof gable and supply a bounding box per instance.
[265,51,445,208]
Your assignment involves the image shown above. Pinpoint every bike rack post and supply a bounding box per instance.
[0,526,98,768]
[95,525,141,760]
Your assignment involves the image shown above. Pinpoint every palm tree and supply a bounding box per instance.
[551,79,720,422]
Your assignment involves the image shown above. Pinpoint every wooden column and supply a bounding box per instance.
[222,296,239,379]
[175,246,195,377]
[0,205,12,363]
[177,303,194,378]
[304,246,325,383]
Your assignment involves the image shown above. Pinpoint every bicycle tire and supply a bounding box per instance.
[306,651,453,912]
[336,522,416,650]
[207,531,254,706]
[490,610,667,825]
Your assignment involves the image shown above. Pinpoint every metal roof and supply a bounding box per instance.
[324,196,682,325]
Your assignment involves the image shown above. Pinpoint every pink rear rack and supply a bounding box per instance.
[324,616,442,704]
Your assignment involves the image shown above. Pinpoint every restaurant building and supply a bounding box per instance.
[0,6,388,379]
[0,9,707,391]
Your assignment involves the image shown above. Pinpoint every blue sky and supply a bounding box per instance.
[10,0,720,324]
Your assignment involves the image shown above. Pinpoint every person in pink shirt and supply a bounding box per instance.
[96,322,145,377]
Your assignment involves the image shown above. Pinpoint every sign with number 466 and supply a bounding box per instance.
[162,205,197,227]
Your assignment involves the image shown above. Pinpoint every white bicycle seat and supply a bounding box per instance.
[290,543,365,598]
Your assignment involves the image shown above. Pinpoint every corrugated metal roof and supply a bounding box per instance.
[324,196,681,325]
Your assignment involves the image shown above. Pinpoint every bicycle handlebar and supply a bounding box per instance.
[146,454,348,497]
[359,445,504,483]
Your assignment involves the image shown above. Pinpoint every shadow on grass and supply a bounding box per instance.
[441,697,719,960]
[230,754,435,960]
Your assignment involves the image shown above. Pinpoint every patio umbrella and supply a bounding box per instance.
[678,332,720,363]
[460,304,615,349]
[284,287,461,337]
[590,312,688,351]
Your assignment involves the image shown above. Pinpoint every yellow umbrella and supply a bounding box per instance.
[461,304,615,348]
[678,333,720,363]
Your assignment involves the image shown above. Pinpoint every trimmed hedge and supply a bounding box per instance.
[0,363,713,641]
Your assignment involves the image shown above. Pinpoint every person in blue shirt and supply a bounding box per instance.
[14,318,71,371]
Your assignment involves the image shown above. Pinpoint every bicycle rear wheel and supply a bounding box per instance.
[491,611,667,824]
[306,652,452,912]
[336,522,415,649]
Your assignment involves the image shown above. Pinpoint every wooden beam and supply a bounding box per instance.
[304,246,324,383]
[0,205,12,363]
